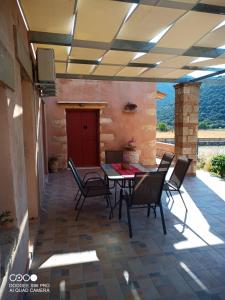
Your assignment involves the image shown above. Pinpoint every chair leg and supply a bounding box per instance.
[107,195,113,219]
[75,196,86,221]
[152,205,156,218]
[105,195,109,207]
[168,189,175,206]
[119,189,123,220]
[178,189,188,211]
[125,201,132,238]
[75,193,82,210]
[114,182,117,208]
[165,190,170,202]
[74,189,80,201]
[147,204,151,217]
[159,202,167,235]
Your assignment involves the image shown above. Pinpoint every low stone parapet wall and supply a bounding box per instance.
[156,142,175,158]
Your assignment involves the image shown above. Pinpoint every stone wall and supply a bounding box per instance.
[174,82,201,175]
[45,79,157,168]
[156,142,175,158]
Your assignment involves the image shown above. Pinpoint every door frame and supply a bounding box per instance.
[66,108,100,167]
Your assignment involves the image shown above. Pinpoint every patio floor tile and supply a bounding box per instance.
[24,169,225,299]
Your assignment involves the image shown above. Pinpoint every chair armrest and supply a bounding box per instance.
[82,171,102,181]
[168,180,179,189]
[164,180,178,190]
[84,177,106,185]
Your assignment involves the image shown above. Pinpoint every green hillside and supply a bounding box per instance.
[157,78,225,129]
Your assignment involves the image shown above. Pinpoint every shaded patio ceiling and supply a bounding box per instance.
[20,0,225,82]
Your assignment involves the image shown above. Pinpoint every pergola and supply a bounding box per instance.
[19,0,225,173]
[19,0,225,82]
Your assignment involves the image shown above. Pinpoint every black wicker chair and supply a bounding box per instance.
[68,159,112,219]
[157,152,175,172]
[163,157,192,210]
[148,152,174,217]
[119,172,167,238]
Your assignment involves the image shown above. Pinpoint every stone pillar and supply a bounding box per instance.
[174,82,201,175]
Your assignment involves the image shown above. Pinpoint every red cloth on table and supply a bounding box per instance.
[111,163,141,175]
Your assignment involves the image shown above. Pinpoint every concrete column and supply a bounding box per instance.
[174,82,201,175]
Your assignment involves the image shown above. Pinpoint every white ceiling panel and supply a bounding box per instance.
[140,68,175,78]
[34,44,69,60]
[188,57,225,67]
[167,0,198,3]
[196,25,225,48]
[159,56,196,68]
[101,50,140,65]
[67,63,95,74]
[157,11,225,49]
[117,5,185,42]
[55,62,67,73]
[200,0,225,6]
[74,0,130,42]
[93,65,122,76]
[134,52,175,64]
[70,47,106,60]
[116,67,147,77]
[161,69,191,78]
[21,0,75,34]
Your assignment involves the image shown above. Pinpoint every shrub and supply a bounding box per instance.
[204,159,212,172]
[197,157,205,169]
[210,154,225,178]
[157,122,168,132]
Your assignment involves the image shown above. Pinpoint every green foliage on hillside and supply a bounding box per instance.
[157,122,169,131]
[157,83,175,128]
[157,78,225,128]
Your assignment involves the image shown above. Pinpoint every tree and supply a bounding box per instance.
[199,120,209,129]
[157,122,168,132]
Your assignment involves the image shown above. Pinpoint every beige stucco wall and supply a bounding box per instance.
[0,1,45,299]
[45,78,157,168]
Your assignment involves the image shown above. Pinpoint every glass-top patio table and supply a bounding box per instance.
[101,163,152,182]
[101,163,154,206]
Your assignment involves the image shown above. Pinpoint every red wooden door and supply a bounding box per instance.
[66,109,99,167]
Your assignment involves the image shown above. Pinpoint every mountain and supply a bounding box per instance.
[156,77,225,128]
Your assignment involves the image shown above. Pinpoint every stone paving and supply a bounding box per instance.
[25,169,225,300]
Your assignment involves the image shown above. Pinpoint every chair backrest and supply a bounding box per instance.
[131,172,166,206]
[68,158,84,192]
[157,152,175,173]
[168,157,192,189]
[105,150,123,163]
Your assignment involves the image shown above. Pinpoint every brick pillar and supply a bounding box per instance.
[174,82,201,175]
